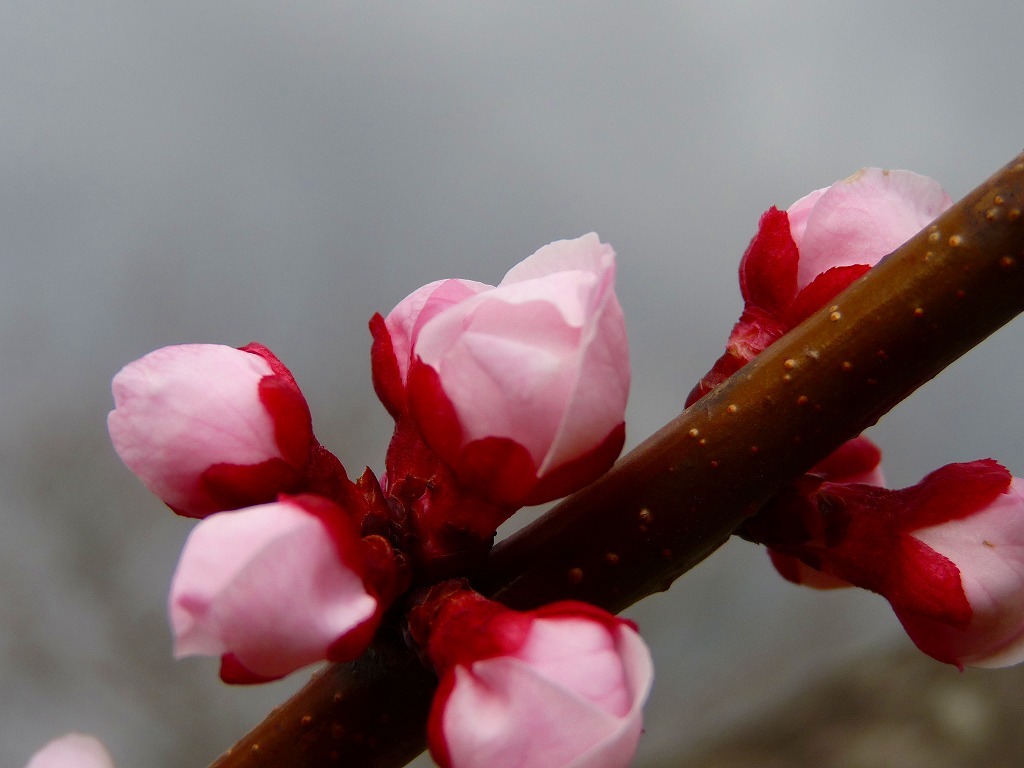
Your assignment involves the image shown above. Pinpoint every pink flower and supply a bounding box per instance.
[688,169,952,405]
[419,589,653,768]
[743,460,1024,668]
[169,495,382,683]
[371,233,630,506]
[108,343,339,518]
[25,734,114,768]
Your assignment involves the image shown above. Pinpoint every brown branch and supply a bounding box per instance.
[209,152,1024,768]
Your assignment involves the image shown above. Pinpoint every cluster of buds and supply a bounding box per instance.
[104,235,645,766]
[108,341,404,682]
[694,168,1024,669]
[56,168,1021,768]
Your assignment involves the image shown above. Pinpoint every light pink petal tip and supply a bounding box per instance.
[25,734,115,768]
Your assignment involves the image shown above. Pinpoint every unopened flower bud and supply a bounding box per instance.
[169,495,383,682]
[372,234,630,506]
[108,343,323,518]
[420,587,653,768]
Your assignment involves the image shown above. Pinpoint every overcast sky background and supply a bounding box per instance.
[3,3,1024,766]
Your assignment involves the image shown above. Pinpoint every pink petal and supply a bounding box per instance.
[791,168,952,290]
[169,497,378,680]
[501,233,614,285]
[384,279,490,384]
[541,256,629,476]
[785,186,828,245]
[107,344,293,516]
[516,617,634,717]
[417,300,579,463]
[439,621,651,768]
[25,734,114,768]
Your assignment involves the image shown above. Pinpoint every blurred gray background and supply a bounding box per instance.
[3,2,1023,766]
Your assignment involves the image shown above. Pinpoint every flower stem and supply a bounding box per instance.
[209,152,1024,768]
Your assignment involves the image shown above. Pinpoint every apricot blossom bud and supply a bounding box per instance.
[372,234,629,506]
[169,495,382,683]
[418,588,653,768]
[688,169,952,405]
[108,343,331,518]
[744,460,1024,668]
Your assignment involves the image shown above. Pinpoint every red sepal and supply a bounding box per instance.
[240,342,315,466]
[738,206,799,314]
[885,535,971,626]
[369,312,407,419]
[685,308,786,407]
[746,463,1014,643]
[406,358,464,470]
[524,422,625,506]
[786,264,871,325]
[359,534,411,609]
[810,436,882,483]
[895,611,967,669]
[301,442,352,507]
[767,548,852,589]
[384,417,510,575]
[453,436,538,507]
[685,349,745,407]
[257,374,314,468]
[897,459,1010,531]
[198,458,302,517]
[325,613,381,663]
[244,342,353,507]
[219,653,285,685]
[424,587,531,673]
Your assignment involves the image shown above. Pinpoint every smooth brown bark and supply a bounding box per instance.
[210,152,1024,768]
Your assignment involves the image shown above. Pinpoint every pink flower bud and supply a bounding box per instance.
[688,169,952,406]
[108,343,316,518]
[25,734,114,768]
[372,234,630,505]
[787,168,952,291]
[422,591,653,768]
[169,495,381,683]
[897,475,1024,668]
[745,460,1024,668]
